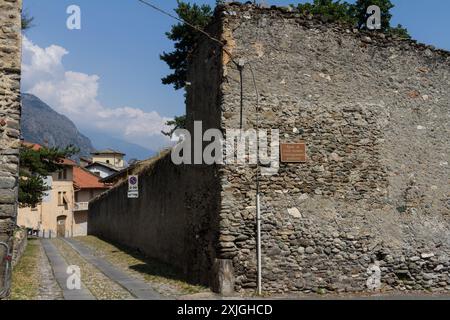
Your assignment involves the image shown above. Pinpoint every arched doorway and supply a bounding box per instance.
[57,216,67,238]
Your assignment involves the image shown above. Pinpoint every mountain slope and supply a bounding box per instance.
[21,93,156,161]
[21,93,95,158]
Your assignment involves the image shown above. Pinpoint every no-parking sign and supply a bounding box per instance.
[128,175,139,198]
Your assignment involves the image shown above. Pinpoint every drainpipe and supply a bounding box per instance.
[0,242,12,298]
[256,193,262,296]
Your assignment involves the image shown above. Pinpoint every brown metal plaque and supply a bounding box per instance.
[280,143,307,163]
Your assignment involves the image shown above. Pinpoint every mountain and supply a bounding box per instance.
[83,129,156,161]
[21,93,95,158]
[21,93,156,161]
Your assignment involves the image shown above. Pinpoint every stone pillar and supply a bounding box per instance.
[0,0,22,299]
[211,259,235,296]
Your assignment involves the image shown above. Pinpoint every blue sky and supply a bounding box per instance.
[21,0,450,154]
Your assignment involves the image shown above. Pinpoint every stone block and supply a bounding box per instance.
[0,204,15,217]
[212,259,235,296]
[0,188,15,203]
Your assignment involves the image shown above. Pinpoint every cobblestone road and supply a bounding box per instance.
[40,238,163,300]
[36,241,63,300]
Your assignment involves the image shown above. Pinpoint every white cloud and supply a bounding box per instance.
[21,36,172,151]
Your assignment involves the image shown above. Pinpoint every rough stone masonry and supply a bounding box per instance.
[0,0,22,298]
[90,3,450,295]
[209,3,450,294]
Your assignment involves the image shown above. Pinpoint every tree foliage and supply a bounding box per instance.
[160,1,223,134]
[21,12,34,31]
[297,0,410,38]
[160,0,216,91]
[162,115,186,137]
[351,0,393,30]
[351,0,409,38]
[19,145,79,207]
[297,0,356,24]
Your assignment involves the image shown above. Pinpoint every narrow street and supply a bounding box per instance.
[11,236,211,300]
[62,238,161,299]
[41,239,95,300]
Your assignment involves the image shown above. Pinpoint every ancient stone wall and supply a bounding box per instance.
[215,4,450,294]
[0,0,22,298]
[88,157,221,287]
[88,3,450,296]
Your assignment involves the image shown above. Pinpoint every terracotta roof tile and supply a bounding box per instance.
[73,166,110,190]
[22,141,42,151]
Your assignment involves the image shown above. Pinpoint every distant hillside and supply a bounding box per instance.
[21,93,95,158]
[83,129,156,161]
[21,93,156,161]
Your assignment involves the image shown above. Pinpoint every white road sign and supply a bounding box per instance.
[128,175,139,198]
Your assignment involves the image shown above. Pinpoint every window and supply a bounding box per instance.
[58,192,63,206]
[58,168,67,180]
[58,192,68,208]
[106,160,110,164]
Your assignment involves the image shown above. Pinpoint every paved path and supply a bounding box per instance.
[36,242,63,300]
[63,238,161,300]
[41,239,95,300]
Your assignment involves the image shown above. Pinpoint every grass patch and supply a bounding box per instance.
[10,239,40,300]
[76,236,208,296]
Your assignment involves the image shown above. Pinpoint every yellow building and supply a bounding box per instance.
[91,149,125,169]
[17,156,110,238]
[17,159,76,238]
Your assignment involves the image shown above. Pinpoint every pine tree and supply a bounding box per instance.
[161,115,186,137]
[160,1,224,134]
[160,0,216,90]
[21,11,34,30]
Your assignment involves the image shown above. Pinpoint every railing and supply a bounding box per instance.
[74,202,89,211]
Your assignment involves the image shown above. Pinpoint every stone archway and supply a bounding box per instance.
[0,0,22,299]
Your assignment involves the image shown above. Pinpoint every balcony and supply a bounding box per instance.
[74,202,89,212]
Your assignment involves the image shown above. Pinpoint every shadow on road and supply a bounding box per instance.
[96,236,203,288]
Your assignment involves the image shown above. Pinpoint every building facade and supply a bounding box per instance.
[91,149,125,169]
[73,166,109,236]
[18,160,76,237]
[17,156,109,238]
